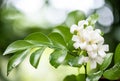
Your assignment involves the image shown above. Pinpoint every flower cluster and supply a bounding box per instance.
[70,20,109,69]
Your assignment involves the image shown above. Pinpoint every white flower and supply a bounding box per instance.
[70,20,88,34]
[89,55,104,69]
[70,19,109,69]
[78,56,85,64]
[78,20,88,27]
[71,26,104,50]
[97,44,109,58]
[83,55,104,69]
[70,24,78,34]
[86,44,109,69]
[86,44,109,58]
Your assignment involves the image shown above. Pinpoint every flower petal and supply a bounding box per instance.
[95,56,104,65]
[78,56,84,64]
[91,44,98,50]
[79,42,87,49]
[78,20,88,27]
[88,51,97,58]
[98,50,106,58]
[86,45,93,52]
[85,26,93,31]
[72,35,79,42]
[73,42,80,49]
[102,45,109,51]
[70,24,78,33]
[83,57,89,63]
[90,60,97,69]
[95,29,101,34]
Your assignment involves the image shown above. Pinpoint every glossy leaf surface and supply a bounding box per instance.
[7,50,29,75]
[100,53,113,70]
[63,75,77,81]
[55,26,72,43]
[30,47,46,68]
[49,49,67,68]
[65,54,83,67]
[103,62,120,80]
[114,44,120,63]
[86,71,103,81]
[48,32,67,49]
[25,32,52,46]
[3,40,33,55]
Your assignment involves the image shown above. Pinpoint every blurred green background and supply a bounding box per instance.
[0,0,120,81]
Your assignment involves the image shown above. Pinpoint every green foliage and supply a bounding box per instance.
[103,62,120,80]
[63,74,85,81]
[54,26,72,43]
[3,14,120,81]
[100,53,113,70]
[67,40,74,51]
[63,75,77,81]
[7,50,29,75]
[30,47,46,68]
[114,43,120,63]
[48,32,67,49]
[49,49,67,68]
[3,40,33,55]
[65,54,83,67]
[86,71,103,81]
[4,26,73,75]
[25,32,52,46]
[76,74,85,81]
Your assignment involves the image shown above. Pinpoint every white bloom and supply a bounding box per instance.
[90,59,97,69]
[95,29,101,34]
[98,44,109,58]
[70,19,109,69]
[85,44,109,69]
[73,42,80,49]
[70,20,89,34]
[70,24,78,34]
[83,55,104,69]
[78,20,88,27]
[78,56,85,64]
[90,56,104,69]
[88,51,98,58]
[72,35,79,42]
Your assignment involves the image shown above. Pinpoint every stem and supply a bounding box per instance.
[84,64,87,78]
[79,50,84,56]
[80,50,84,55]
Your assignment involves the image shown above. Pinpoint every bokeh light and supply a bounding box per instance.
[97,5,114,27]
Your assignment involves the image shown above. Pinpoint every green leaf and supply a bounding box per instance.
[114,44,120,64]
[25,32,52,46]
[7,50,29,75]
[67,40,75,51]
[3,40,33,55]
[87,13,99,26]
[49,49,67,68]
[30,47,46,68]
[54,26,72,43]
[65,54,83,67]
[63,75,77,81]
[86,71,103,81]
[103,62,120,80]
[76,74,85,81]
[100,53,113,70]
[48,32,67,49]
[64,74,85,81]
